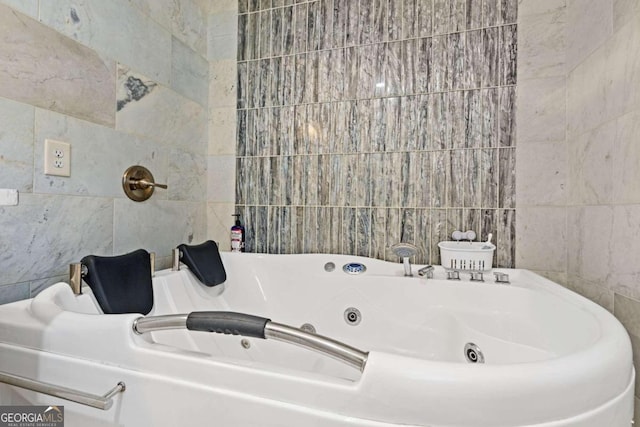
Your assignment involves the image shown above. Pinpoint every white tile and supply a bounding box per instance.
[518,0,566,18]
[209,107,237,155]
[207,202,236,250]
[566,0,613,72]
[0,193,113,286]
[612,111,640,204]
[209,60,237,108]
[34,109,167,198]
[0,0,38,18]
[207,155,236,202]
[208,10,238,37]
[40,0,172,85]
[518,7,566,80]
[208,34,239,61]
[116,66,207,156]
[113,199,206,257]
[516,207,567,272]
[168,149,207,202]
[516,142,567,206]
[0,4,116,126]
[517,77,566,143]
[0,97,34,192]
[171,37,209,107]
[567,121,615,205]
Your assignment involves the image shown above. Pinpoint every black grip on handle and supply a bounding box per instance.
[186,311,270,339]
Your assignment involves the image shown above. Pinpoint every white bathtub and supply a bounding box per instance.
[0,253,634,426]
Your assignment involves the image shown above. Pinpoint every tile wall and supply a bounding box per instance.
[517,0,640,417]
[235,0,518,265]
[0,1,210,304]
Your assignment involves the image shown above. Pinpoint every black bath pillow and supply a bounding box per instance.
[81,249,154,315]
[177,240,227,287]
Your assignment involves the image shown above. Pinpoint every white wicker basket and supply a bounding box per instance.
[438,241,496,272]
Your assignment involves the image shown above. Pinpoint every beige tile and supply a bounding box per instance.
[0,97,34,192]
[209,107,237,155]
[515,207,567,272]
[209,60,237,108]
[614,0,640,31]
[207,155,236,202]
[566,206,613,287]
[518,7,566,80]
[517,77,566,143]
[207,202,236,250]
[612,111,640,202]
[566,0,613,72]
[516,142,567,206]
[567,121,615,205]
[615,293,640,339]
[0,5,116,126]
[518,0,566,18]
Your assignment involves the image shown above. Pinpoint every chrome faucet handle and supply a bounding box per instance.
[494,272,510,284]
[446,270,460,280]
[418,265,434,278]
[470,271,484,282]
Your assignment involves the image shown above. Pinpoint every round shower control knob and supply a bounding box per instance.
[465,230,476,241]
[452,230,464,241]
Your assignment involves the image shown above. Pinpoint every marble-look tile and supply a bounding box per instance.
[500,25,518,86]
[498,148,516,208]
[0,0,37,18]
[400,209,417,246]
[416,0,434,37]
[207,202,235,250]
[356,208,371,257]
[388,0,403,41]
[41,0,171,85]
[430,209,448,265]
[566,205,612,285]
[464,150,482,207]
[302,206,317,252]
[450,150,465,207]
[401,39,417,96]
[255,206,268,253]
[613,111,640,204]
[172,37,209,107]
[566,0,612,72]
[482,88,499,147]
[416,95,431,150]
[34,109,166,198]
[517,77,565,143]
[114,199,206,256]
[131,0,207,55]
[433,0,465,34]
[568,121,614,205]
[0,5,116,127]
[0,193,113,286]
[209,34,239,60]
[294,3,308,53]
[464,90,483,148]
[345,0,361,46]
[516,142,567,206]
[429,35,449,92]
[385,42,403,96]
[0,97,34,192]
[614,0,640,30]
[481,149,498,207]
[279,206,293,254]
[244,13,259,60]
[169,150,206,202]
[209,10,238,39]
[207,155,235,202]
[450,91,465,149]
[415,151,432,208]
[497,209,516,268]
[431,150,450,207]
[614,293,640,338]
[267,206,281,253]
[235,158,246,204]
[518,7,566,80]
[210,107,237,155]
[258,9,272,59]
[118,66,207,155]
[429,93,451,149]
[467,0,482,29]
[518,0,566,18]
[399,96,418,151]
[609,205,640,300]
[239,0,249,14]
[481,27,499,87]
[385,209,401,261]
[414,209,431,263]
[483,0,499,27]
[499,86,516,147]
[464,30,483,89]
[0,282,30,305]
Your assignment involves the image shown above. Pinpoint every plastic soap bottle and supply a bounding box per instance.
[230,214,245,252]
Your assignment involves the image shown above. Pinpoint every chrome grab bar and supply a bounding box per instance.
[0,371,125,410]
[133,312,368,372]
[264,322,367,371]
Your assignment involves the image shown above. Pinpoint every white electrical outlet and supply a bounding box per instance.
[44,139,71,177]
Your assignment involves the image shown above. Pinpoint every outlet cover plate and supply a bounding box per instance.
[44,139,71,177]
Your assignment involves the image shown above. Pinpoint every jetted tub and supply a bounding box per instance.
[0,253,634,426]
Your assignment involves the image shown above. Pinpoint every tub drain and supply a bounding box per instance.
[464,343,484,363]
[344,307,361,326]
